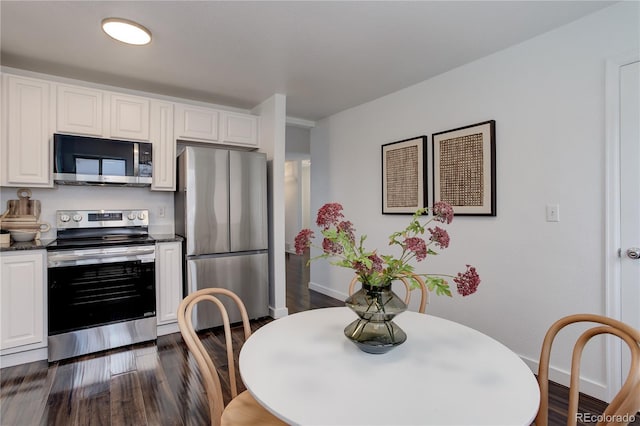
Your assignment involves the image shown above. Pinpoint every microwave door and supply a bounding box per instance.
[53,134,152,186]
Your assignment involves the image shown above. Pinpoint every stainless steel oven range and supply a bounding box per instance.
[46,209,156,362]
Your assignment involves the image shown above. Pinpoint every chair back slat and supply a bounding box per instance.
[536,314,640,426]
[177,288,255,426]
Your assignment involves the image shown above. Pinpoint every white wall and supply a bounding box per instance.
[252,94,288,319]
[309,2,638,401]
[0,186,174,238]
[285,125,311,157]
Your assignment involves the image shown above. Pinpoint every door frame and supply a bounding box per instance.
[604,50,639,402]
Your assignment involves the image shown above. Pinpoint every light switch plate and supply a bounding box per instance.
[546,204,560,222]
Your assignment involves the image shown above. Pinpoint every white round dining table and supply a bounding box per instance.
[239,307,540,426]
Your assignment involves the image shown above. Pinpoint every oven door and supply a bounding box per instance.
[48,245,156,335]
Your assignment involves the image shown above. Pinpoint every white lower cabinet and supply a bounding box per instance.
[0,251,46,351]
[156,242,183,325]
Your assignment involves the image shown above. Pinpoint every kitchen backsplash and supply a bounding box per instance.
[0,186,174,239]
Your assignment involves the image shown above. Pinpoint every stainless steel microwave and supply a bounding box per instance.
[53,133,152,186]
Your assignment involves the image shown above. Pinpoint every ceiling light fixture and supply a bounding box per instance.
[102,18,151,46]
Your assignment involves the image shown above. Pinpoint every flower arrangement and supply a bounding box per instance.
[294,201,480,297]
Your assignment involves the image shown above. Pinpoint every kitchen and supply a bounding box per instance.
[0,1,638,424]
[0,67,284,367]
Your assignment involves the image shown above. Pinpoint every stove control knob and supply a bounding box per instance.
[127,212,137,221]
[137,212,146,220]
[60,214,70,222]
[72,214,82,222]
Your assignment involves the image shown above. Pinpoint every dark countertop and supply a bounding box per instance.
[150,234,183,243]
[1,235,182,252]
[0,239,53,252]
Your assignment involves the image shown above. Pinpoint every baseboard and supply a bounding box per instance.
[157,322,180,336]
[309,281,348,301]
[520,354,608,402]
[0,347,48,368]
[270,305,289,319]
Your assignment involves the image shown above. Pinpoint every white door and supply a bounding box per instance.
[620,60,640,380]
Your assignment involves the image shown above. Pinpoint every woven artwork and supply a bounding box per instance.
[382,136,426,214]
[386,145,419,208]
[432,120,496,216]
[438,133,484,206]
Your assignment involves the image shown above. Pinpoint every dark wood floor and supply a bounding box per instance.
[0,253,633,425]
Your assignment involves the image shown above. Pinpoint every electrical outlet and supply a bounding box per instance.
[546,204,560,222]
[158,206,166,218]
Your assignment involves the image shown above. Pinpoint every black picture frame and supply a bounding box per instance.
[432,120,496,216]
[381,136,427,214]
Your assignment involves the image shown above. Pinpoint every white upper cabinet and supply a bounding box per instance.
[58,86,150,141]
[220,111,258,147]
[56,84,103,136]
[2,74,53,187]
[175,103,259,148]
[109,93,150,141]
[1,72,261,189]
[174,104,219,142]
[150,101,175,191]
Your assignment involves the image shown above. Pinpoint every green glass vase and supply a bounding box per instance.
[344,282,408,354]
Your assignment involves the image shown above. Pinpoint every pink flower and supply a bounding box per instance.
[369,254,384,272]
[294,229,314,255]
[337,220,355,244]
[322,238,343,255]
[405,237,427,261]
[454,265,481,296]
[433,201,454,224]
[428,226,450,249]
[316,203,344,229]
[353,254,384,274]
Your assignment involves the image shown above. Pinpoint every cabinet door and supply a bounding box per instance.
[175,104,219,142]
[0,251,46,350]
[150,101,175,191]
[2,75,52,186]
[220,111,258,147]
[110,93,150,141]
[156,242,183,325]
[57,84,103,136]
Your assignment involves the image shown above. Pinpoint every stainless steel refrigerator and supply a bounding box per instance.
[175,146,269,330]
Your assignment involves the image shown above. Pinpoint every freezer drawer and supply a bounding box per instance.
[187,252,269,330]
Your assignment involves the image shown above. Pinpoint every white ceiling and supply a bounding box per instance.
[1,1,614,122]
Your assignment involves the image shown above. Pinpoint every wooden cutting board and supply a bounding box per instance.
[0,188,48,232]
[5,188,41,218]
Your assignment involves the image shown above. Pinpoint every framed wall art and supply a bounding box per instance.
[432,120,496,216]
[381,136,427,214]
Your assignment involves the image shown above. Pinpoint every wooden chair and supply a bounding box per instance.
[536,314,640,426]
[177,288,286,426]
[348,274,429,313]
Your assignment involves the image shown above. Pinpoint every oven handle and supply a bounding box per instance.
[48,248,155,268]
